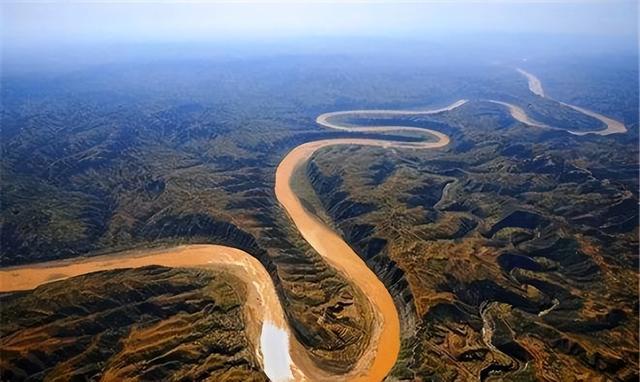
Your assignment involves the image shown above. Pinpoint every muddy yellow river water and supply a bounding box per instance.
[0,68,626,381]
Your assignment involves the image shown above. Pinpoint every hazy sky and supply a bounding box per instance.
[3,1,638,49]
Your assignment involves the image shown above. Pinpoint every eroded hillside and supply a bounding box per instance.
[304,101,639,380]
[0,266,266,381]
[1,54,638,380]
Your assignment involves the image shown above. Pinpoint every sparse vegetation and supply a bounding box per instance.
[306,99,638,380]
[0,266,267,381]
[1,50,637,380]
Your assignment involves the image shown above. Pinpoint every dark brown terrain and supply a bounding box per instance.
[0,266,267,381]
[1,51,637,380]
[304,101,638,380]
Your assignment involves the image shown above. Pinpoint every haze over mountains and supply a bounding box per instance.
[1,1,638,381]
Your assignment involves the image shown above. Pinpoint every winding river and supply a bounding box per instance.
[0,69,626,381]
[0,100,463,382]
[495,68,627,135]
